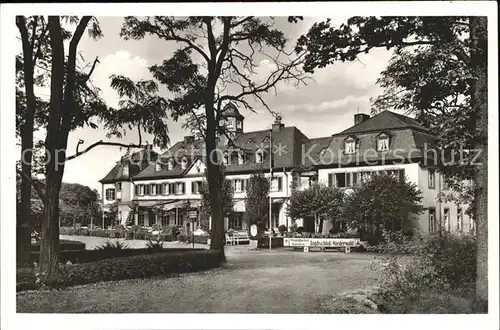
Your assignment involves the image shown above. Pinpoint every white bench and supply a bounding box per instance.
[225,232,250,245]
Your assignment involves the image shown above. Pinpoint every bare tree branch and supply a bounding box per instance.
[66,140,150,161]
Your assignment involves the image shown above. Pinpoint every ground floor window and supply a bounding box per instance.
[457,208,463,232]
[229,213,243,230]
[443,208,450,232]
[138,213,145,226]
[428,208,436,232]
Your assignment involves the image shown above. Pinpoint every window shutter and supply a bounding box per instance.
[157,184,162,194]
[352,173,358,186]
[242,179,246,191]
[278,177,283,191]
[146,184,151,195]
[182,183,185,194]
[134,185,138,195]
[346,173,351,187]
[105,189,110,200]
[328,174,333,187]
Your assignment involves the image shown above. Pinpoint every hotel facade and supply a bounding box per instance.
[99,103,474,235]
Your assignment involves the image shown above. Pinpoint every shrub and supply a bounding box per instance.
[49,250,222,288]
[146,238,165,252]
[160,225,180,241]
[296,226,304,234]
[370,232,477,313]
[94,240,130,258]
[367,230,419,255]
[278,225,287,235]
[420,233,476,288]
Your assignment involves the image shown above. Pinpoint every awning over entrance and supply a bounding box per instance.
[137,199,201,212]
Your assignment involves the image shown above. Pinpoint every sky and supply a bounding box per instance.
[27,16,394,194]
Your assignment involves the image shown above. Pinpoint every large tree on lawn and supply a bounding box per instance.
[18,16,170,283]
[120,16,308,262]
[287,182,344,234]
[296,16,488,309]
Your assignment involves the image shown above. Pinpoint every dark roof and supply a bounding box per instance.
[303,136,334,166]
[318,128,433,166]
[133,125,310,179]
[134,139,206,180]
[220,102,244,120]
[338,110,428,135]
[99,149,157,183]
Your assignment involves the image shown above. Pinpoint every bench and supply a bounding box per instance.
[225,232,250,245]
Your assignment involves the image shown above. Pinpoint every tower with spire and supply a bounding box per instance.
[217,102,245,146]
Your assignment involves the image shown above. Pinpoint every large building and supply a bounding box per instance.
[99,103,473,235]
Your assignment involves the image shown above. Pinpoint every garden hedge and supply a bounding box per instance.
[30,239,86,252]
[30,247,206,264]
[18,249,221,290]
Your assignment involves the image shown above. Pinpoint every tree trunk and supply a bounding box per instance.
[16,16,37,266]
[204,91,226,263]
[469,16,488,311]
[38,168,63,283]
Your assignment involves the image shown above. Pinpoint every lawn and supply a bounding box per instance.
[17,248,379,313]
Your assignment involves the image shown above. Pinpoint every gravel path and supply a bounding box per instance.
[17,248,379,313]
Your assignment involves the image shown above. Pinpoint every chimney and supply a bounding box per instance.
[272,115,284,132]
[354,113,370,125]
[184,135,195,145]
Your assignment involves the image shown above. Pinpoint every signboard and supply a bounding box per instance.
[188,210,198,219]
[283,237,360,247]
[250,225,258,238]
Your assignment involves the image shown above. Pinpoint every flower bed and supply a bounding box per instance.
[18,249,222,291]
[59,225,181,242]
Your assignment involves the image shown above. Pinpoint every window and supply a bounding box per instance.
[229,214,243,230]
[150,184,157,196]
[145,184,151,195]
[457,208,463,232]
[247,138,254,144]
[223,153,230,166]
[156,183,162,195]
[181,157,188,170]
[115,182,122,192]
[270,177,283,192]
[162,183,169,195]
[176,182,185,195]
[335,173,346,188]
[429,208,436,232]
[444,208,450,232]
[192,181,202,194]
[469,218,475,232]
[168,183,175,195]
[227,118,234,128]
[237,152,245,165]
[255,150,263,163]
[233,179,245,193]
[105,188,116,201]
[138,213,145,226]
[155,162,162,172]
[122,163,129,176]
[428,169,436,189]
[377,135,390,151]
[135,184,145,196]
[167,159,174,170]
[161,214,171,226]
[219,119,226,127]
[344,138,356,154]
[236,120,242,129]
